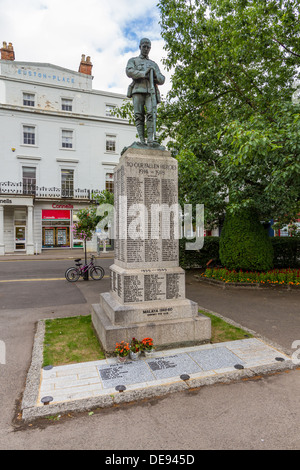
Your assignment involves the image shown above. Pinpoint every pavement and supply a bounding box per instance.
[0,248,114,261]
[9,248,297,422]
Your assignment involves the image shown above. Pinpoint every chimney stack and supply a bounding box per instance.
[78,54,93,75]
[1,42,15,61]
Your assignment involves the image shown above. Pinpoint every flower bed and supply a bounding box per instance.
[202,267,300,286]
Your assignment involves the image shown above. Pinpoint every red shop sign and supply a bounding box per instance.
[42,209,71,220]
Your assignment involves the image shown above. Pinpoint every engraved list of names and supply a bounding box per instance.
[114,157,178,267]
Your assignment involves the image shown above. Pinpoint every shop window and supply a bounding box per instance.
[23,125,36,145]
[105,173,114,193]
[22,166,36,195]
[42,209,71,248]
[72,212,83,248]
[61,169,74,197]
[62,129,73,148]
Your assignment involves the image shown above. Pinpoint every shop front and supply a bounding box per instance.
[42,209,71,248]
[40,204,87,249]
[0,196,34,255]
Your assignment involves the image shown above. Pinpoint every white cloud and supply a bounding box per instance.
[0,0,171,96]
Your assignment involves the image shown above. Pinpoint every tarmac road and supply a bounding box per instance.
[0,251,299,451]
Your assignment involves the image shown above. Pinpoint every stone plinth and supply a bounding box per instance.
[92,146,211,353]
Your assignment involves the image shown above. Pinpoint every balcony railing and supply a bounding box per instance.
[0,181,102,200]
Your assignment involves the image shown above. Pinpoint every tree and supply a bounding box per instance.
[72,207,100,265]
[158,0,300,229]
[92,189,114,208]
[73,191,114,264]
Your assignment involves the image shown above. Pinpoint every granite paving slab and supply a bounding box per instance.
[189,347,244,371]
[145,354,202,379]
[98,361,155,388]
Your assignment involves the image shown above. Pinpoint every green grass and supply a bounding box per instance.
[43,312,253,367]
[200,310,253,343]
[43,315,105,367]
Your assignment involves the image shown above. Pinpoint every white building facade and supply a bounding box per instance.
[0,42,136,254]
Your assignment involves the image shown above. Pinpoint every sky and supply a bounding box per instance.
[0,0,172,97]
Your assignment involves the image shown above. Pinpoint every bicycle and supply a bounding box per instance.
[65,254,105,282]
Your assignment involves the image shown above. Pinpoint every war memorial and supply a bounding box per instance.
[92,38,211,353]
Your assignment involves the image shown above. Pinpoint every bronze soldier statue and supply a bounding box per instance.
[126,38,165,147]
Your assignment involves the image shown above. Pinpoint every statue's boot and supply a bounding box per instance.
[147,125,156,146]
[136,125,146,144]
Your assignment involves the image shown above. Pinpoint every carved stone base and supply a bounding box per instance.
[91,293,211,354]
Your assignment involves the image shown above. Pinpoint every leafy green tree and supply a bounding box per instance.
[73,207,100,263]
[158,0,300,230]
[73,191,114,262]
[92,189,114,208]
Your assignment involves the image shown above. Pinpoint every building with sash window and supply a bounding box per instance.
[0,42,136,254]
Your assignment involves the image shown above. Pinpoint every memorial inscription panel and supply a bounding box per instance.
[98,361,155,388]
[114,155,179,268]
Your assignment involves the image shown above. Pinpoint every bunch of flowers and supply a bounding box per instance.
[115,341,130,357]
[141,337,154,351]
[130,337,142,353]
[72,222,93,241]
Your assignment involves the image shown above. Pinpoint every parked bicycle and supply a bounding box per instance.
[65,254,105,282]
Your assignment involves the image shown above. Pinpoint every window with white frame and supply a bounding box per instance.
[23,93,35,107]
[61,169,74,197]
[22,166,36,195]
[14,209,27,225]
[23,125,36,145]
[105,173,114,193]
[106,134,116,152]
[61,98,73,112]
[105,104,116,117]
[62,129,73,148]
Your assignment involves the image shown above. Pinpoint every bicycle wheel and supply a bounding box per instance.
[90,266,105,280]
[65,267,80,282]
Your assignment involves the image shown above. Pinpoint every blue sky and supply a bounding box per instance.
[0,0,171,95]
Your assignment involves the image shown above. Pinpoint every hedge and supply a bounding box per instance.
[179,236,300,269]
[179,237,221,268]
[271,237,300,268]
[219,209,274,272]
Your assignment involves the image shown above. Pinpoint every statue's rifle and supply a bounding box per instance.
[149,68,157,142]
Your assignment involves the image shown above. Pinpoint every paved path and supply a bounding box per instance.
[22,329,293,421]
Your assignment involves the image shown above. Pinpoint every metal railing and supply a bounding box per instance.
[0,181,103,199]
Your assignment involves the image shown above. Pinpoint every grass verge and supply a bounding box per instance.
[43,315,105,367]
[43,311,253,367]
[200,310,253,343]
